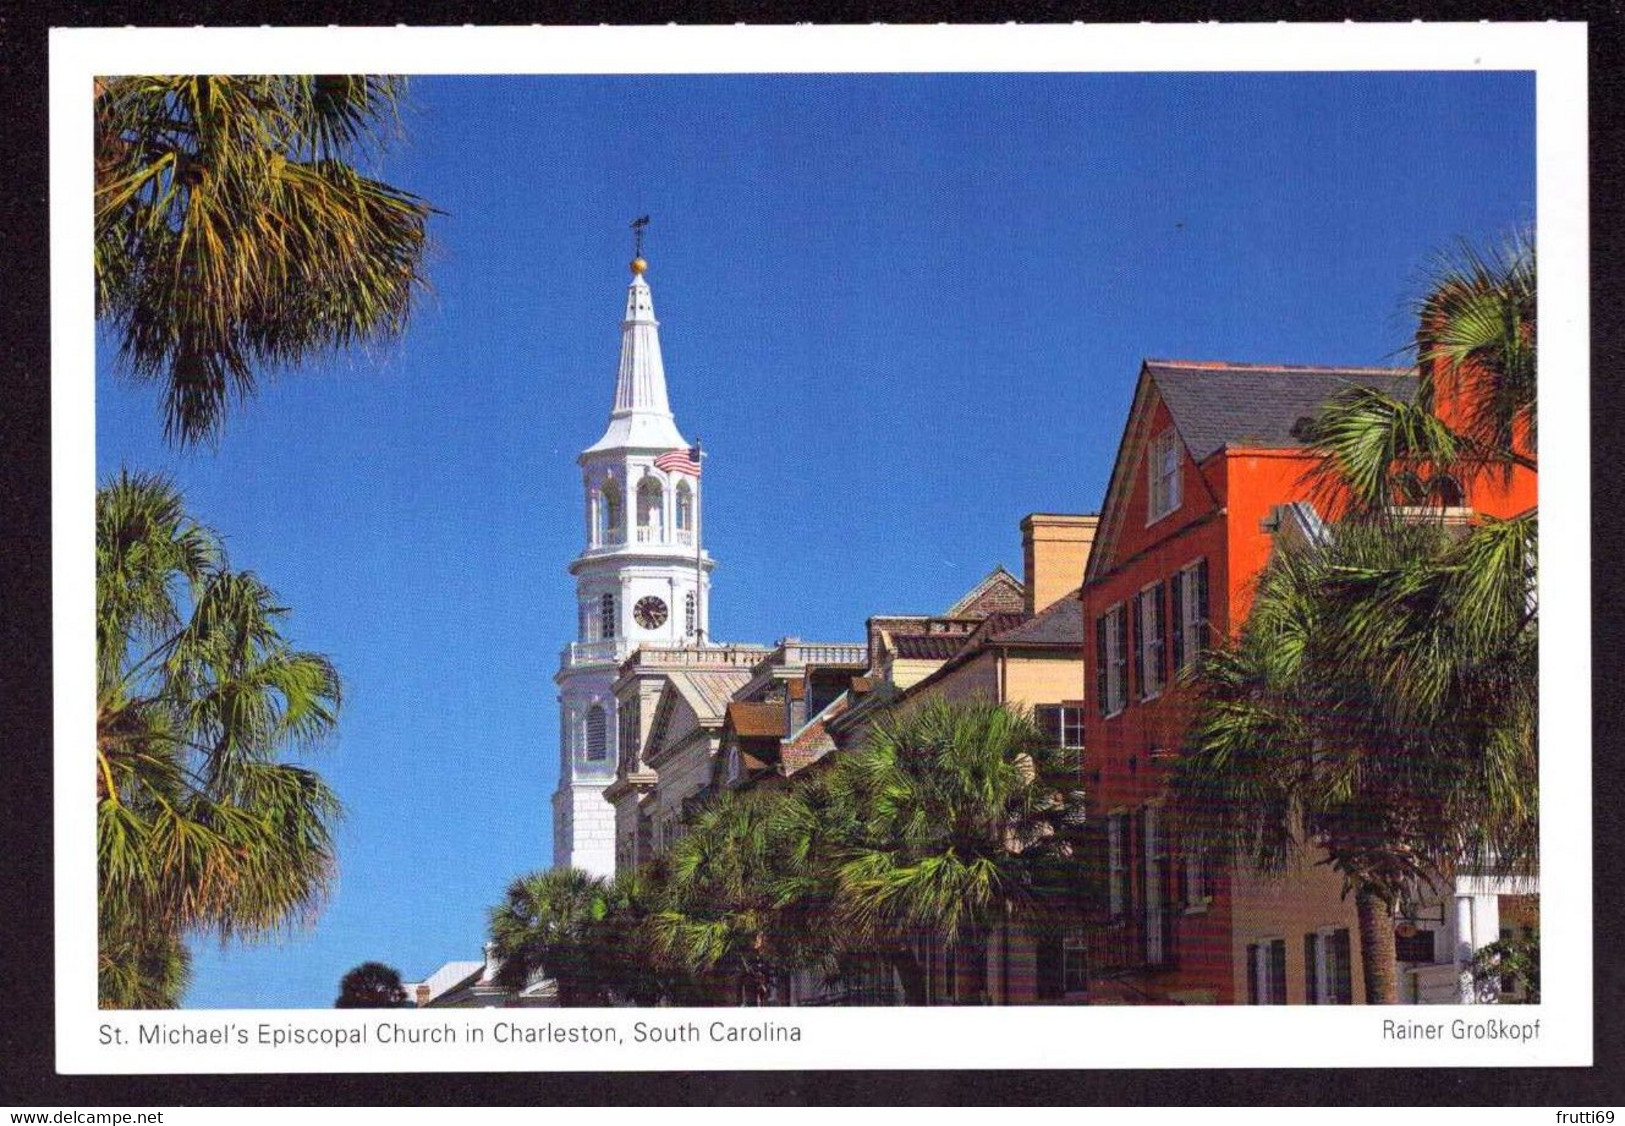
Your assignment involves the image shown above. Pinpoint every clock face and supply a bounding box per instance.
[633,596,668,629]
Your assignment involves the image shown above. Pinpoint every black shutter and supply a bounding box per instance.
[1095,616,1110,717]
[1269,940,1288,1005]
[1154,581,1167,687]
[1130,596,1144,700]
[1246,944,1259,1005]
[1304,933,1319,1005]
[1036,935,1064,1001]
[1332,929,1353,1004]
[1115,608,1128,710]
[1196,558,1210,648]
[1169,570,1185,673]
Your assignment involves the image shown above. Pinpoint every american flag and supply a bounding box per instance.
[655,446,703,477]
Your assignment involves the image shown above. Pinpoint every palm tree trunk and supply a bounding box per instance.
[1355,886,1399,1004]
[886,948,928,1006]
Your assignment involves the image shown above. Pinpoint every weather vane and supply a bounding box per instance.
[631,214,650,260]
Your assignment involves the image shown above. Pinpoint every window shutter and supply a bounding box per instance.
[1269,940,1288,1005]
[1130,596,1144,700]
[1169,571,1185,672]
[1036,935,1064,1000]
[1153,581,1167,687]
[1246,944,1260,1005]
[1196,558,1210,648]
[1116,605,1128,701]
[1305,933,1320,1005]
[1331,929,1353,1004]
[1036,705,1062,746]
[1095,616,1110,717]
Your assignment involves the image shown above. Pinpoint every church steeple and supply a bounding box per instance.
[585,257,687,453]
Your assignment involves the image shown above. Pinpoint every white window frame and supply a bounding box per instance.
[1137,581,1166,700]
[1175,558,1207,672]
[1102,603,1126,717]
[1182,841,1211,914]
[1144,803,1167,964]
[1062,933,1090,996]
[1107,809,1128,918]
[1306,926,1354,1005]
[1248,937,1288,1005]
[1060,705,1084,749]
[1147,429,1183,524]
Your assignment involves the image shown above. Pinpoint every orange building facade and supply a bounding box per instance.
[1079,359,1535,1004]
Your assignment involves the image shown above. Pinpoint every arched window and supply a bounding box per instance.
[600,592,616,640]
[685,591,696,637]
[637,477,664,542]
[585,705,607,761]
[675,480,693,535]
[597,480,623,545]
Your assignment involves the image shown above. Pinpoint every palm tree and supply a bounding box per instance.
[97,471,343,1007]
[823,698,1093,1005]
[1172,517,1536,1004]
[335,961,409,1008]
[488,867,615,1007]
[646,789,817,1005]
[1172,233,1537,1004]
[95,75,433,446]
[1303,232,1535,510]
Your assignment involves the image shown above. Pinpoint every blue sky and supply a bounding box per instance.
[94,71,1534,1008]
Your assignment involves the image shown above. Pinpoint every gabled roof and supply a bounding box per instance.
[1146,359,1414,461]
[992,589,1084,646]
[1086,359,1415,583]
[943,565,1026,618]
[664,669,753,723]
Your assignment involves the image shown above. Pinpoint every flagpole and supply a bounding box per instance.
[693,438,705,647]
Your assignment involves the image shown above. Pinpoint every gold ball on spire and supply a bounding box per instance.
[630,256,648,275]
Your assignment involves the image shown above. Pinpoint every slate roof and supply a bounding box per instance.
[892,634,968,661]
[725,701,786,739]
[1145,360,1416,462]
[665,669,754,724]
[993,590,1084,646]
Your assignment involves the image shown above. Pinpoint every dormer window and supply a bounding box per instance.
[1148,429,1182,523]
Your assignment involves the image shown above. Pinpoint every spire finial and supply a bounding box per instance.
[630,215,650,274]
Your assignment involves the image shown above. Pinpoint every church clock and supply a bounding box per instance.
[633,595,669,629]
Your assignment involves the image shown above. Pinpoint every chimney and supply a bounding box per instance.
[1020,513,1099,614]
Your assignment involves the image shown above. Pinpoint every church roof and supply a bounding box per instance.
[725,701,787,740]
[584,266,689,454]
[664,669,754,724]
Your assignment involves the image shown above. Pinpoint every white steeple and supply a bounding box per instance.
[552,249,714,880]
[583,262,688,453]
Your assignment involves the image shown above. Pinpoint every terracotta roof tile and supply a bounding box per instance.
[892,634,967,661]
[726,701,786,739]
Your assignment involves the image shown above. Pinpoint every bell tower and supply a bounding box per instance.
[551,248,713,877]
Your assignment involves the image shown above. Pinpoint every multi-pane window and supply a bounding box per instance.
[1246,939,1288,1004]
[1096,604,1128,716]
[1169,558,1211,674]
[685,592,696,636]
[1107,811,1128,918]
[1063,935,1090,994]
[1305,928,1354,1004]
[1035,704,1085,749]
[599,592,616,640]
[1144,804,1169,964]
[1135,581,1167,699]
[1148,429,1182,522]
[1177,838,1214,910]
